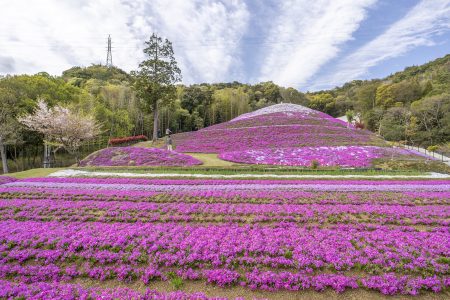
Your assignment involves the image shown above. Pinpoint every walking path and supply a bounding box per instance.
[49,169,450,179]
[402,145,450,166]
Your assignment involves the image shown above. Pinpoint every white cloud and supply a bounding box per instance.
[1,0,448,88]
[0,0,249,83]
[132,0,250,83]
[257,0,376,88]
[312,0,450,90]
[0,0,140,74]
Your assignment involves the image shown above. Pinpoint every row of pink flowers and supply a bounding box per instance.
[0,280,214,300]
[21,177,450,185]
[6,178,448,192]
[0,176,16,185]
[1,197,448,225]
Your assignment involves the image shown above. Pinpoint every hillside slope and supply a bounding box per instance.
[79,147,202,167]
[172,103,425,167]
[173,103,385,152]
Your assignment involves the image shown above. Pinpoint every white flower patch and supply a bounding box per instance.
[231,103,314,122]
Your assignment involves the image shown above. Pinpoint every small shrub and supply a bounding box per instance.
[108,135,148,146]
[311,160,319,169]
[355,121,365,129]
[170,276,184,290]
[437,257,450,265]
[284,249,293,259]
[169,273,184,290]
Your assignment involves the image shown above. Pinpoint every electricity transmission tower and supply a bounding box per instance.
[106,34,113,67]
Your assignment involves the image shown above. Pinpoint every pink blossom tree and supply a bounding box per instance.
[19,100,102,165]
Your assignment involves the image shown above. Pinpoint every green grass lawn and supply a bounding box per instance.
[185,153,238,167]
[134,140,165,148]
[132,140,237,167]
[2,165,439,180]
[76,165,425,176]
[7,168,66,179]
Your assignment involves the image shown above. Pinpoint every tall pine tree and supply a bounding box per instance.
[133,34,181,141]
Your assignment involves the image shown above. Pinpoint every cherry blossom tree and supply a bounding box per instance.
[19,100,102,165]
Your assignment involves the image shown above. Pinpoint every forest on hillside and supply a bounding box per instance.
[0,54,449,171]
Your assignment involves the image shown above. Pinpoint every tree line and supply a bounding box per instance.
[1,35,449,173]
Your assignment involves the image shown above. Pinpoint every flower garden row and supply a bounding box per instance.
[5,178,448,192]
[1,196,449,225]
[0,176,449,297]
[0,280,215,300]
[0,187,448,205]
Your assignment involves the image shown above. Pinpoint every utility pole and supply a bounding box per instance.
[106,34,113,67]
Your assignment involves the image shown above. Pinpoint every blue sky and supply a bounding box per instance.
[0,0,449,91]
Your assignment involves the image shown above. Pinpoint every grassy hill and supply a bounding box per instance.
[172,103,431,168]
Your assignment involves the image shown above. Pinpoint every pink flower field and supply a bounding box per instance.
[79,146,202,167]
[0,176,449,298]
[219,146,428,167]
[0,104,447,298]
[0,176,17,185]
[173,104,427,168]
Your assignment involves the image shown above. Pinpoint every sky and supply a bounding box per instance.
[0,0,449,91]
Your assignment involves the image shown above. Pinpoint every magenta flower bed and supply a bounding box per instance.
[6,178,449,192]
[0,176,16,185]
[0,280,215,300]
[219,146,427,167]
[0,177,449,296]
[79,146,202,167]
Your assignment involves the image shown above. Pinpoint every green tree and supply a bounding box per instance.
[132,34,182,141]
[355,82,378,111]
[390,80,422,104]
[410,94,449,146]
[375,84,395,109]
[345,110,355,128]
[379,107,410,141]
[0,88,23,173]
[181,86,211,114]
[0,74,82,106]
[280,87,309,106]
[309,93,336,115]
